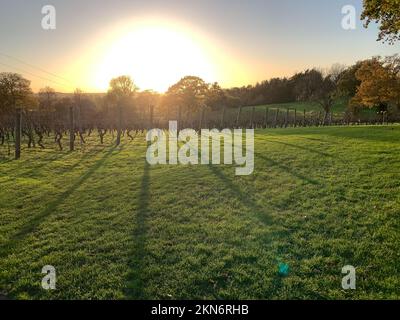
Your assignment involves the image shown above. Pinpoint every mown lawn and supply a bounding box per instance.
[0,125,399,299]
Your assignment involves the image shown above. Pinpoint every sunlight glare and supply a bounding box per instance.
[93,23,217,92]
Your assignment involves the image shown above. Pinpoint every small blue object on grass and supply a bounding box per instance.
[278,263,289,276]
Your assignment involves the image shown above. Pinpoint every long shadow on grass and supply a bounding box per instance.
[0,151,71,181]
[1,148,104,183]
[207,133,321,185]
[207,164,272,225]
[261,139,333,158]
[206,165,306,298]
[125,159,151,299]
[255,152,321,185]
[0,144,118,258]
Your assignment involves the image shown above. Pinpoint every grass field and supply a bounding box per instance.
[247,99,348,114]
[245,98,378,118]
[0,125,399,299]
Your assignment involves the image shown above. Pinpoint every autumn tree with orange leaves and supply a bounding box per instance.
[350,56,400,113]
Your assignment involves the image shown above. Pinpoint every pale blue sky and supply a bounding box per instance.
[0,0,398,92]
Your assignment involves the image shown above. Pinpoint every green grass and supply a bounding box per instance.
[245,98,377,117]
[0,126,399,299]
[248,100,345,113]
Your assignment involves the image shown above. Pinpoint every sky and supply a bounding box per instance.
[0,0,398,93]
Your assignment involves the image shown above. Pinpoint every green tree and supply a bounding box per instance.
[165,76,209,113]
[0,72,33,113]
[291,69,323,102]
[337,62,363,97]
[292,68,342,124]
[38,86,57,112]
[107,76,137,101]
[107,75,138,145]
[206,82,226,111]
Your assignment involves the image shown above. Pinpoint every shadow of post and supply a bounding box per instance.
[206,164,294,297]
[255,152,321,186]
[1,148,105,183]
[125,159,151,299]
[207,164,272,225]
[0,144,118,258]
[262,139,333,158]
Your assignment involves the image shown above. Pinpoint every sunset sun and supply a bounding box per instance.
[93,22,217,92]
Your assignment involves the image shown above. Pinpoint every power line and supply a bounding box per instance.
[0,52,76,88]
[0,60,74,91]
[0,60,72,91]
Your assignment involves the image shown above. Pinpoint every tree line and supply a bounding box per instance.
[1,54,400,142]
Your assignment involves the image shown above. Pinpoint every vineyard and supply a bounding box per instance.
[0,103,394,160]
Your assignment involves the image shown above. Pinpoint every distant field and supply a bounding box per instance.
[244,99,377,117]
[204,99,379,128]
[247,99,347,114]
[0,126,399,299]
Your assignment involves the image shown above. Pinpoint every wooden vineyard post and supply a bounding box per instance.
[250,106,255,128]
[285,108,289,128]
[15,108,21,160]
[274,109,279,128]
[303,109,306,127]
[177,105,182,133]
[149,105,154,128]
[220,105,226,129]
[236,106,242,127]
[116,105,122,146]
[199,107,205,130]
[166,104,170,127]
[264,107,269,128]
[294,109,297,127]
[69,106,74,152]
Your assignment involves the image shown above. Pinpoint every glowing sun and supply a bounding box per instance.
[93,22,217,92]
